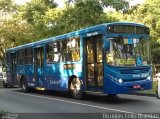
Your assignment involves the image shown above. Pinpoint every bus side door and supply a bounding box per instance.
[34,47,45,88]
[83,34,104,91]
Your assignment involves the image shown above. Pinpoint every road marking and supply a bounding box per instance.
[0,90,133,114]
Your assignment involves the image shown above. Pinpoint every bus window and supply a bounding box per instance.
[87,40,94,63]
[46,42,61,63]
[25,48,33,64]
[17,50,25,65]
[96,38,103,62]
[36,48,44,66]
[106,37,151,66]
[71,49,80,61]
[62,37,80,62]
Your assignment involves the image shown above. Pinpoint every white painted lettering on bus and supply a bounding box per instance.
[87,32,98,37]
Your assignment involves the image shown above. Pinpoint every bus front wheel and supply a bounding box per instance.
[70,77,84,99]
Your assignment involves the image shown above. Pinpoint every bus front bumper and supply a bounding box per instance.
[104,79,152,94]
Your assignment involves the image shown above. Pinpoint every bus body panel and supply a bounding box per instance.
[16,65,34,87]
[103,65,152,94]
[44,62,83,91]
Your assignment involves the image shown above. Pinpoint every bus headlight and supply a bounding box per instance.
[147,76,151,80]
[118,78,123,83]
[108,75,123,84]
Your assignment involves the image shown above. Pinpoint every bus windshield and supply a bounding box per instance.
[106,37,151,67]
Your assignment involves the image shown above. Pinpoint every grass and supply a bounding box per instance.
[138,81,157,94]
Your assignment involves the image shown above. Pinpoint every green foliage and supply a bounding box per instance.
[47,0,119,35]
[21,0,57,24]
[0,0,128,60]
[0,18,35,60]
[4,0,160,65]
[57,0,104,32]
[101,0,129,11]
[0,0,16,12]
[68,0,129,12]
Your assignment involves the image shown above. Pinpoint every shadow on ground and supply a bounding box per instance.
[8,88,148,105]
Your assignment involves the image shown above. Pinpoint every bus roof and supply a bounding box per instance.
[6,22,147,52]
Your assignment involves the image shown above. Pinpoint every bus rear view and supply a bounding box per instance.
[104,23,152,95]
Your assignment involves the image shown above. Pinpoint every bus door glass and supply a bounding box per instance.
[84,34,103,90]
[34,47,45,88]
[10,52,17,85]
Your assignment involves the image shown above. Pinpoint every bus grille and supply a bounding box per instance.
[120,68,149,74]
[123,78,146,82]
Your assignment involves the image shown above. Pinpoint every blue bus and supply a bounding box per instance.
[5,22,152,99]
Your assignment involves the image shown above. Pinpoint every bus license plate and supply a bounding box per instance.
[133,85,141,89]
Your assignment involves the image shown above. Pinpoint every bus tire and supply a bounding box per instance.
[69,77,84,99]
[108,94,117,97]
[22,78,29,92]
[3,81,7,88]
[10,85,14,88]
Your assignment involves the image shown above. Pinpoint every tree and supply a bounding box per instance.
[0,0,17,12]
[0,19,35,60]
[18,0,57,41]
[0,0,18,60]
[68,0,129,12]
[45,0,120,35]
[101,0,129,12]
[0,0,129,61]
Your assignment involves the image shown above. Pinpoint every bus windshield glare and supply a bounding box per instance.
[106,37,151,67]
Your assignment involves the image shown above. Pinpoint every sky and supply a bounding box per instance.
[129,0,145,6]
[13,0,145,6]
[13,0,65,6]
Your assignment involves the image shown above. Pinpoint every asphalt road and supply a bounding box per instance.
[0,88,160,119]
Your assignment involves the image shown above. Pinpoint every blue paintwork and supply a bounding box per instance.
[16,65,34,86]
[6,22,152,94]
[104,65,152,94]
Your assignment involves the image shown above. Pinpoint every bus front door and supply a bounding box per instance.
[10,53,17,86]
[84,34,103,91]
[34,47,45,88]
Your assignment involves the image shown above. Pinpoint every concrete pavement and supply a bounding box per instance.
[0,88,159,114]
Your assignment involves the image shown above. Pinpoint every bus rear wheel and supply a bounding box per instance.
[3,81,7,88]
[22,78,29,92]
[70,77,84,99]
[108,94,117,97]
